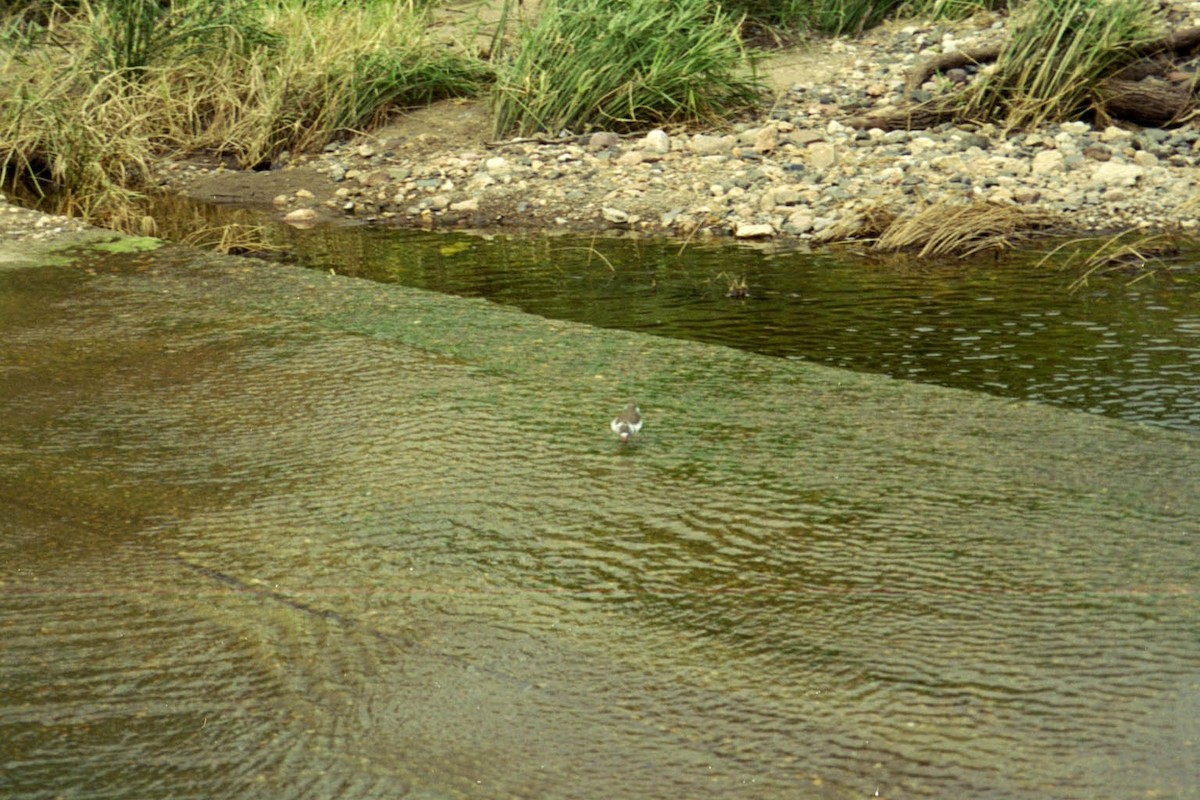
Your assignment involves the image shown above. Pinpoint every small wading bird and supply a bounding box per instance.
[611,399,643,444]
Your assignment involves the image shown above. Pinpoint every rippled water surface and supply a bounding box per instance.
[2,240,1197,799]
[283,228,1200,432]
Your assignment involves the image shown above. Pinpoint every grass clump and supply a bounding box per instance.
[1038,230,1182,292]
[961,0,1162,130]
[0,0,487,229]
[204,1,489,166]
[491,0,764,137]
[873,199,1062,258]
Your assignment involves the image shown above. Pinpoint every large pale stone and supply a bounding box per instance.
[806,142,837,170]
[484,156,511,174]
[689,134,735,155]
[1133,151,1158,168]
[785,209,814,233]
[641,129,671,154]
[734,222,774,238]
[1031,149,1065,175]
[602,207,630,225]
[283,208,318,227]
[754,126,779,154]
[790,129,825,146]
[908,137,939,155]
[1099,125,1133,143]
[588,131,621,150]
[773,186,803,206]
[1093,162,1143,187]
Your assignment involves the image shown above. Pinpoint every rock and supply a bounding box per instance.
[588,131,621,150]
[791,129,826,145]
[641,129,671,154]
[602,207,630,225]
[283,208,318,227]
[754,126,779,154]
[616,150,647,166]
[1093,162,1143,187]
[806,142,837,170]
[908,137,939,155]
[294,188,314,199]
[1099,125,1132,143]
[734,222,774,238]
[689,134,734,155]
[362,170,391,187]
[1012,187,1041,204]
[450,198,479,212]
[660,208,684,227]
[1031,150,1064,175]
[1133,150,1158,168]
[271,194,290,209]
[356,145,375,158]
[1083,144,1112,162]
[427,194,451,211]
[484,156,511,174]
[784,209,814,233]
[773,186,804,207]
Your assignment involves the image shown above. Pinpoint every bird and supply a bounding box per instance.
[610,399,643,444]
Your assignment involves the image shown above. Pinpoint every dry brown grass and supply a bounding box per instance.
[872,199,1063,258]
[1037,229,1181,291]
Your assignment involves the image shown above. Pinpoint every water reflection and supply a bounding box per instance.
[280,227,1200,432]
[1,244,1197,800]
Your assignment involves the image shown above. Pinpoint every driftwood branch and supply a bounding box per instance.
[846,97,960,131]
[1130,25,1200,59]
[907,45,1002,92]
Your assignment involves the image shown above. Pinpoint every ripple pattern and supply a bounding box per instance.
[2,250,1197,799]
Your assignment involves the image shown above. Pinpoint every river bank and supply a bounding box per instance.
[158,6,1200,247]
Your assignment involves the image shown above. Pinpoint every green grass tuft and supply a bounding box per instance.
[491,0,764,137]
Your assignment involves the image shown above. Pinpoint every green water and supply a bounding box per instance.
[1,239,1197,799]
[280,227,1200,432]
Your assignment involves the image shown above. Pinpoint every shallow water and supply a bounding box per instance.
[280,227,1200,433]
[1,241,1197,799]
